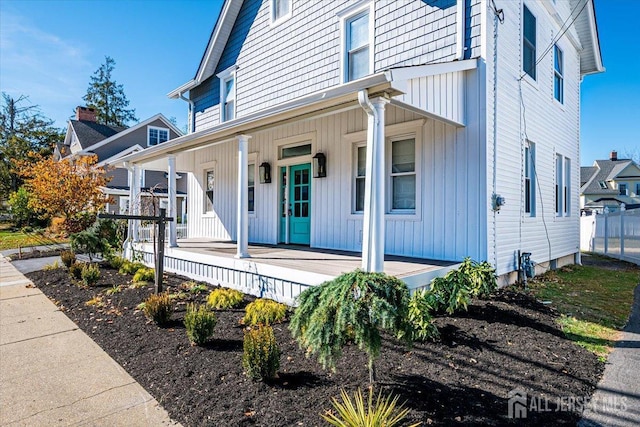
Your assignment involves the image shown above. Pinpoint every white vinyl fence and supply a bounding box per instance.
[580,209,640,265]
[138,224,188,242]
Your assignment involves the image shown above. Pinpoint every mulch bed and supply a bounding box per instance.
[28,267,604,426]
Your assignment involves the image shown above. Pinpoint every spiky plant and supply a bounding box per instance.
[290,270,412,384]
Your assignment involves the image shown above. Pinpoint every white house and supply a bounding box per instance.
[118,0,603,301]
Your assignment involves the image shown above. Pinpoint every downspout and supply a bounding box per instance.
[456,0,466,60]
[178,91,195,133]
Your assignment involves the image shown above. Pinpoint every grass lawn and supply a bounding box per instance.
[526,253,640,360]
[0,222,67,251]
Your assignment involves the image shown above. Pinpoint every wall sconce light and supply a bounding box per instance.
[259,162,271,184]
[313,152,327,178]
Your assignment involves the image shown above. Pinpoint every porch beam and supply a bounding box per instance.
[167,155,178,247]
[236,134,251,258]
[359,92,389,272]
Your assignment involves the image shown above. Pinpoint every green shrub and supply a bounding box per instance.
[43,260,61,270]
[207,288,244,309]
[289,270,412,384]
[322,388,419,427]
[407,289,439,341]
[143,292,173,325]
[70,230,103,261]
[133,267,155,283]
[180,281,208,294]
[106,255,125,270]
[243,325,280,380]
[119,260,146,275]
[243,299,287,326]
[60,250,76,268]
[459,258,497,298]
[68,262,83,279]
[184,304,217,345]
[81,263,101,286]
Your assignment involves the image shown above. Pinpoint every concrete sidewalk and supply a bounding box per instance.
[0,256,180,426]
[580,284,640,427]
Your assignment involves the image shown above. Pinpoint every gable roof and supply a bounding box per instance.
[572,0,604,75]
[71,120,125,149]
[580,166,597,187]
[581,159,634,195]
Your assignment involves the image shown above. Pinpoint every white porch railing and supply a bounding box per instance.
[580,208,640,265]
[137,224,188,242]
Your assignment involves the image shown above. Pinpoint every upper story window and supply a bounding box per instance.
[271,0,291,24]
[217,65,237,122]
[523,5,536,80]
[554,45,564,103]
[598,181,607,189]
[525,143,536,216]
[148,126,169,146]
[341,4,371,83]
[619,183,628,196]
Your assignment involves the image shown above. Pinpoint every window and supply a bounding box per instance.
[248,163,255,213]
[636,183,640,196]
[391,138,416,211]
[344,8,370,82]
[564,157,570,215]
[354,146,366,212]
[205,169,214,212]
[556,154,563,216]
[523,5,536,80]
[148,126,169,146]
[271,0,291,23]
[598,181,607,189]
[554,45,564,103]
[619,183,628,196]
[525,143,535,216]
[280,143,312,159]
[218,66,237,122]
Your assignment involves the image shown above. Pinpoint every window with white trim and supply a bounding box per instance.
[636,183,640,197]
[523,5,536,80]
[525,143,536,216]
[271,0,291,24]
[619,183,628,196]
[218,66,236,122]
[390,138,416,211]
[564,157,570,215]
[148,126,169,146]
[354,145,366,212]
[598,181,607,189]
[343,7,370,82]
[556,154,563,216]
[554,45,564,103]
[248,163,255,213]
[204,169,215,213]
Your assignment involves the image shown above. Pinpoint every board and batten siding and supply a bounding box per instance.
[181,101,485,262]
[191,0,482,133]
[484,0,581,276]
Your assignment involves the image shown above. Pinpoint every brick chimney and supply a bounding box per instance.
[610,150,618,161]
[76,106,97,122]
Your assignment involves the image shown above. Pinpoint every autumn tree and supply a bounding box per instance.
[20,154,110,232]
[0,93,64,199]
[83,56,137,127]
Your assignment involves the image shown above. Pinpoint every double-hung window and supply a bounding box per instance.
[523,5,536,80]
[525,143,536,216]
[218,66,237,122]
[564,157,570,215]
[619,183,628,196]
[344,8,370,82]
[556,154,563,216]
[554,45,564,103]
[205,169,215,213]
[354,146,367,212]
[248,163,255,213]
[148,126,169,146]
[390,138,416,211]
[271,0,291,24]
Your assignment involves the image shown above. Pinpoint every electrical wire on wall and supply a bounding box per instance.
[517,0,591,268]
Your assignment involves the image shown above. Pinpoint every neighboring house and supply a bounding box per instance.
[56,106,187,220]
[580,151,640,214]
[118,0,603,289]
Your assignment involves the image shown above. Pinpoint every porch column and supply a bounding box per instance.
[236,134,251,258]
[167,155,178,247]
[131,164,142,243]
[361,97,389,272]
[123,164,135,258]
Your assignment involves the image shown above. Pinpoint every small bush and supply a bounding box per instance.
[184,304,217,345]
[60,250,76,268]
[243,325,280,380]
[208,288,244,309]
[243,299,287,326]
[106,255,125,270]
[143,292,173,325]
[68,262,83,279]
[119,260,146,275]
[43,260,61,270]
[407,289,439,341]
[322,388,419,427]
[106,285,123,295]
[133,267,155,283]
[81,263,101,286]
[180,281,208,294]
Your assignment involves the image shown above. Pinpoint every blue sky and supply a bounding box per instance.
[0,0,637,165]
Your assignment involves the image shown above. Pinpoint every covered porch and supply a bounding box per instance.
[136,238,459,305]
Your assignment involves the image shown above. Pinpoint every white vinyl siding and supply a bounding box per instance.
[147,126,169,146]
[523,5,536,80]
[554,45,564,103]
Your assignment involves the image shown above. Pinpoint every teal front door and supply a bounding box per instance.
[279,163,311,245]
